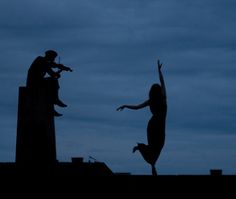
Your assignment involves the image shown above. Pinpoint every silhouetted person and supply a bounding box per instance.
[117,59,167,176]
[26,50,72,116]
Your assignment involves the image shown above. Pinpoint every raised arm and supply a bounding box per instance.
[116,100,149,111]
[157,59,167,99]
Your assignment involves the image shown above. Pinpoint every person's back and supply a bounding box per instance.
[26,56,51,90]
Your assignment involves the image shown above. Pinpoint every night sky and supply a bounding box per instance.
[0,0,236,175]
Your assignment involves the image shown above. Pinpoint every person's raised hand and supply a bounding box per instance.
[157,59,163,70]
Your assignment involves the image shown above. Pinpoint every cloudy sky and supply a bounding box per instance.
[0,0,236,175]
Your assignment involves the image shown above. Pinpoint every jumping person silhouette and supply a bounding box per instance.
[117,59,167,176]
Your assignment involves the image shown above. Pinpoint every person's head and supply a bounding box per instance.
[45,50,58,61]
[149,83,162,100]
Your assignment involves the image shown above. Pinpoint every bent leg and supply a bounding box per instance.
[43,77,67,107]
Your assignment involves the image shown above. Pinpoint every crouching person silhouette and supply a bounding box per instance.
[26,50,72,116]
[117,59,167,176]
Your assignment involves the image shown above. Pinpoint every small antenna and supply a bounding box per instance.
[89,156,97,162]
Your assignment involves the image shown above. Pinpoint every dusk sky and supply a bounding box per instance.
[0,0,236,175]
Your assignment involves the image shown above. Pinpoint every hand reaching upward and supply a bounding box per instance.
[157,59,162,70]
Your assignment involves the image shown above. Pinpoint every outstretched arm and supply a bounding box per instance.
[157,59,167,99]
[116,100,149,111]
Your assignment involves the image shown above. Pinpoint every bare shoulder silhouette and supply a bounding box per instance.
[117,59,167,176]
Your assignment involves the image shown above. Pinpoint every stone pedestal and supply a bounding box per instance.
[15,86,57,167]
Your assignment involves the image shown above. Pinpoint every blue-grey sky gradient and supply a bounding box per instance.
[0,0,236,175]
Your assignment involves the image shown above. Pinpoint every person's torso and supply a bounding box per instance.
[149,98,167,119]
[26,56,50,87]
